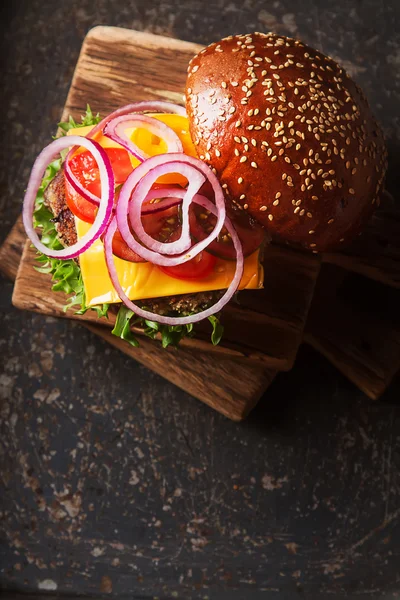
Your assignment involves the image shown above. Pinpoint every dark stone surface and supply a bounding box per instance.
[1,1,400,598]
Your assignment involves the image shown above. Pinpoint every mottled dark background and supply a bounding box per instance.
[1,1,400,599]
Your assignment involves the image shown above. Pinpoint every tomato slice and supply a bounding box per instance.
[160,251,217,280]
[110,229,146,263]
[189,204,267,260]
[65,147,133,223]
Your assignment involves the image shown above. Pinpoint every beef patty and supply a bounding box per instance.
[44,169,78,246]
[43,168,222,316]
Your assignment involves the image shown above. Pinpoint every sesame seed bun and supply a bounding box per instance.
[185,32,387,252]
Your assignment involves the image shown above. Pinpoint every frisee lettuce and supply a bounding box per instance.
[33,105,224,348]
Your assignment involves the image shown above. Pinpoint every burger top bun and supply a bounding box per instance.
[185,32,387,252]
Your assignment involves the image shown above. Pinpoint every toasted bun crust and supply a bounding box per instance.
[185,32,387,252]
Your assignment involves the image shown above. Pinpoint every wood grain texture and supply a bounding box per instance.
[12,26,321,371]
[324,192,400,288]
[305,264,400,400]
[13,239,320,368]
[0,217,26,280]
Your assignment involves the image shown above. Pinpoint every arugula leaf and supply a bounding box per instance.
[57,104,101,134]
[32,106,226,350]
[144,319,159,331]
[208,315,224,346]
[111,305,140,348]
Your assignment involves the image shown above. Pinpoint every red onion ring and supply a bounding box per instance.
[104,114,183,161]
[131,162,205,255]
[23,136,114,260]
[104,196,244,326]
[64,101,186,206]
[116,153,226,266]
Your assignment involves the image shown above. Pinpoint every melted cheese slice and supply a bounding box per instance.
[77,218,263,306]
[68,115,264,306]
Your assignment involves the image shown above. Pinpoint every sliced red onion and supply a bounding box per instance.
[104,196,244,325]
[104,114,183,161]
[64,101,186,208]
[23,136,114,259]
[130,162,205,255]
[116,153,226,266]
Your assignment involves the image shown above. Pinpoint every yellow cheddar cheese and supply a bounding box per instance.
[77,217,263,306]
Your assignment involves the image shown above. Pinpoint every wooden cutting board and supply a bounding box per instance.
[11,26,320,372]
[0,218,276,421]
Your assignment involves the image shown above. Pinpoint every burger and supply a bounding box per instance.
[22,32,387,348]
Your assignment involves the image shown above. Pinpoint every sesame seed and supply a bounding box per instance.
[238,177,243,184]
[221,81,227,88]
[234,149,240,156]
[215,149,221,157]
[240,156,247,163]
[310,243,317,248]
[243,203,249,209]
[273,199,280,206]
[229,106,236,114]
[260,206,267,211]
[251,161,258,168]
[240,194,246,200]
[268,214,274,221]
[192,65,199,73]
[349,188,355,194]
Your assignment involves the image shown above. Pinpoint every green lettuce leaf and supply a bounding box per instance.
[208,315,224,345]
[111,305,140,348]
